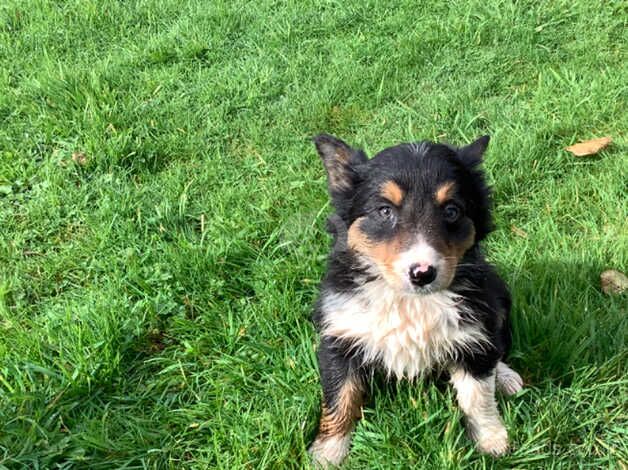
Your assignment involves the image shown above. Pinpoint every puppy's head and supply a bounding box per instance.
[315,134,492,294]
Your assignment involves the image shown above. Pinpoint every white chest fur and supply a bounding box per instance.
[320,284,487,379]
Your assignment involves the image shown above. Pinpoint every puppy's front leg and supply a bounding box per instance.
[309,339,365,467]
[449,367,509,456]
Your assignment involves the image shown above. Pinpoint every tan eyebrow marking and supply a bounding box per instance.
[381,180,405,206]
[435,181,456,205]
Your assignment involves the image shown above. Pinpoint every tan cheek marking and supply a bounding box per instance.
[449,225,476,258]
[370,240,402,273]
[381,180,405,206]
[435,181,456,205]
[347,218,403,283]
[347,217,370,252]
[440,225,476,285]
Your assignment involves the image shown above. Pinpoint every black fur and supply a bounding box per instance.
[309,134,516,463]
[312,136,511,378]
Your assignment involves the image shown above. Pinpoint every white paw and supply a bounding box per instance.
[496,361,523,396]
[475,424,509,457]
[308,434,351,468]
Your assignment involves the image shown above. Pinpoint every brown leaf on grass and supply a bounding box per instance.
[72,151,88,166]
[565,136,612,157]
[511,225,528,238]
[600,269,628,295]
[146,329,167,352]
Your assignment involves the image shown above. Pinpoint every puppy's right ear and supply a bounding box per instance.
[313,134,367,202]
[458,135,490,167]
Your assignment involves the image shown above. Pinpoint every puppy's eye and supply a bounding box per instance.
[443,203,462,223]
[378,206,393,219]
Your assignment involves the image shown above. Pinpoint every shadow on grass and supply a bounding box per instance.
[503,258,625,386]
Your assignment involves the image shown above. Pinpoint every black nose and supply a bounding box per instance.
[409,264,437,287]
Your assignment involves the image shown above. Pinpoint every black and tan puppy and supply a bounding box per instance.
[309,134,522,466]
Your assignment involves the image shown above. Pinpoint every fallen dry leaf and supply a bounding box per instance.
[565,136,612,157]
[511,225,528,238]
[600,269,628,295]
[72,151,88,166]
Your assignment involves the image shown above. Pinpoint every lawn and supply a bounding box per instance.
[0,0,626,468]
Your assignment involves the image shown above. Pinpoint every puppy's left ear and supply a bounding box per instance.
[458,135,490,166]
[313,134,368,202]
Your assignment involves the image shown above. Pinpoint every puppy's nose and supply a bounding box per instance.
[409,264,437,287]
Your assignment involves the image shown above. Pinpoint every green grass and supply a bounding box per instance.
[0,0,626,468]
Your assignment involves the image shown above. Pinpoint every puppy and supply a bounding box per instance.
[308,134,522,466]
